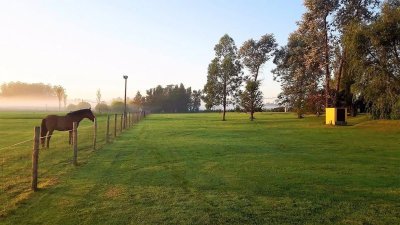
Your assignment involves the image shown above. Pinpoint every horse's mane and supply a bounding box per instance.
[67,108,91,116]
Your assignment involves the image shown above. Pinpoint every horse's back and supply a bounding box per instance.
[44,115,71,131]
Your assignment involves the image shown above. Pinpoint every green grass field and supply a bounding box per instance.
[1,112,399,224]
[0,111,126,218]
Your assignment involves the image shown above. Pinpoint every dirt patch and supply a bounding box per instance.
[104,186,126,199]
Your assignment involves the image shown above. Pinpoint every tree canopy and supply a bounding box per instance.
[343,1,400,119]
[144,84,200,113]
[239,34,277,120]
[203,34,243,121]
[273,0,398,119]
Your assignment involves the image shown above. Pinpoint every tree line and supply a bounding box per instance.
[0,82,55,97]
[140,84,201,113]
[94,84,201,114]
[1,81,67,111]
[1,81,201,114]
[203,0,399,120]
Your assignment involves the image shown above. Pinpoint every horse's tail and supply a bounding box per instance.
[40,119,47,146]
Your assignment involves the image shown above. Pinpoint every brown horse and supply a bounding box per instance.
[40,108,95,148]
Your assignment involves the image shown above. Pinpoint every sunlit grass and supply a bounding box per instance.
[0,111,126,217]
[1,112,399,224]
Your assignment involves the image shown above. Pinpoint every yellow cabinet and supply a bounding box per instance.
[326,108,347,125]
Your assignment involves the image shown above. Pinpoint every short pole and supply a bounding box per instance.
[106,115,110,143]
[93,118,97,150]
[73,122,78,166]
[124,113,127,129]
[31,126,40,191]
[120,114,123,132]
[123,75,128,129]
[114,114,117,138]
[128,112,131,128]
[127,112,129,127]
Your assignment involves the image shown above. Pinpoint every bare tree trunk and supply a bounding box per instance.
[335,58,343,107]
[222,79,227,121]
[335,49,345,107]
[250,69,259,121]
[254,66,260,82]
[324,14,331,109]
[250,93,255,121]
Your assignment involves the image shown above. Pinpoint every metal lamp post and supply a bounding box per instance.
[123,75,128,129]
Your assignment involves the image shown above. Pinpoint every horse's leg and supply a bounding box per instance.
[42,131,49,149]
[41,135,45,148]
[45,131,49,149]
[47,130,54,149]
[40,119,48,148]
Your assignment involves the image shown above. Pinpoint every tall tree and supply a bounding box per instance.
[96,89,102,105]
[273,31,323,118]
[333,0,380,107]
[296,0,381,111]
[132,91,144,109]
[53,85,65,111]
[239,34,277,120]
[202,59,221,110]
[343,1,400,119]
[95,89,102,113]
[203,34,242,120]
[190,90,202,112]
[301,0,339,109]
[63,94,68,109]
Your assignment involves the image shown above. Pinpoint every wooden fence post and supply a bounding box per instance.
[31,126,40,191]
[73,122,78,166]
[106,115,110,143]
[128,112,131,128]
[114,114,117,138]
[120,114,123,132]
[93,118,97,150]
[123,113,126,129]
[131,112,133,126]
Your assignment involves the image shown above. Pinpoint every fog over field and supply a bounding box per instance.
[0,96,93,111]
[0,96,55,109]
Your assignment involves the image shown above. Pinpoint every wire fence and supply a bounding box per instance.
[0,111,146,217]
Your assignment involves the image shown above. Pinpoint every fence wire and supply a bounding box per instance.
[0,112,146,217]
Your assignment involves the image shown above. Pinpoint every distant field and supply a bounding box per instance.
[1,112,399,224]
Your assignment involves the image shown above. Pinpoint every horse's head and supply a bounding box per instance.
[86,109,95,122]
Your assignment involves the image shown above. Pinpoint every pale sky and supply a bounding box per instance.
[0,0,304,104]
